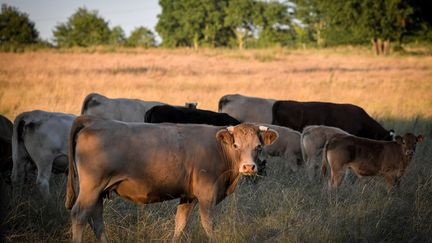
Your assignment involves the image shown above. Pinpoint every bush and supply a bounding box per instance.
[0,4,39,45]
[53,7,111,47]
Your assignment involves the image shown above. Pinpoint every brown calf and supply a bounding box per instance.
[322,133,424,191]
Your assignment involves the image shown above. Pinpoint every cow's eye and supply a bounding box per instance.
[233,143,238,149]
[256,144,262,150]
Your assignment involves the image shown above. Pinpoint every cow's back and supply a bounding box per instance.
[303,125,349,147]
[81,93,164,122]
[264,124,300,157]
[21,111,75,158]
[219,94,275,123]
[74,120,228,202]
[273,101,379,137]
[146,105,240,126]
[326,135,407,181]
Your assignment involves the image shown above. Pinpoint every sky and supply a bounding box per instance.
[1,0,161,43]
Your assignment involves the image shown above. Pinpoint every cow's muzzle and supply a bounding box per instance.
[405,150,415,156]
[240,163,258,175]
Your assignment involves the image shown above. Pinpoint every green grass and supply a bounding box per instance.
[1,117,432,242]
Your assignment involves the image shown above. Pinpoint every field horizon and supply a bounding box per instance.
[0,47,431,242]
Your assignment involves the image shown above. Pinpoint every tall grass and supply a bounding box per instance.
[0,48,431,242]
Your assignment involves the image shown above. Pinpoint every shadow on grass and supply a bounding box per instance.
[94,66,168,75]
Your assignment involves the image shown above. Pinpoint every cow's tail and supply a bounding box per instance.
[80,93,98,115]
[321,140,330,177]
[11,113,30,184]
[300,131,308,163]
[218,95,230,112]
[65,115,94,209]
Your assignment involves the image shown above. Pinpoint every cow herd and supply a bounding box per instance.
[0,93,424,242]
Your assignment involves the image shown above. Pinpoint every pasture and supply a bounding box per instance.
[0,47,432,242]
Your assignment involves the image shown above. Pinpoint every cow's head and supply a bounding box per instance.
[216,124,278,175]
[395,133,424,158]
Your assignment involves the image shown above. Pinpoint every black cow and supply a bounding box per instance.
[145,105,240,126]
[272,100,394,141]
[0,115,13,173]
[0,114,12,240]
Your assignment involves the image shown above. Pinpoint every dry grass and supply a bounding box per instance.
[0,48,431,119]
[0,47,432,242]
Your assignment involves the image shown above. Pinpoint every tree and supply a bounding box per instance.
[53,7,111,47]
[109,26,126,46]
[224,0,256,49]
[156,0,232,48]
[294,0,416,53]
[0,4,39,44]
[156,0,190,47]
[127,27,156,47]
[254,1,296,47]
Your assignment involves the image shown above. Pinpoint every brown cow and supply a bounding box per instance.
[65,116,278,242]
[322,133,424,192]
[272,100,394,141]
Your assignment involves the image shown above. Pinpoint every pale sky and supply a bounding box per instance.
[0,0,161,43]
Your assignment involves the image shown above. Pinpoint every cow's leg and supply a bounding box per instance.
[88,196,107,243]
[306,157,315,181]
[71,183,104,243]
[198,199,216,241]
[35,158,54,200]
[329,167,344,189]
[173,198,197,242]
[11,158,26,195]
[309,155,322,181]
[384,175,395,193]
[11,159,24,185]
[286,157,298,173]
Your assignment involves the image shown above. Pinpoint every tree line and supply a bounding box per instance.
[0,5,156,50]
[1,1,431,52]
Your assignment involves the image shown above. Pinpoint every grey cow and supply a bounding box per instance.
[218,94,275,124]
[301,125,349,180]
[81,92,166,122]
[261,124,302,173]
[12,110,75,199]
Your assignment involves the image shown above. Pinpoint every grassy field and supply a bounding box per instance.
[0,47,431,242]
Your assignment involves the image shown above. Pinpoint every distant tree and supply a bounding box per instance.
[109,26,126,46]
[254,1,295,47]
[127,27,156,47]
[295,0,416,53]
[156,0,231,48]
[0,4,39,44]
[224,0,256,49]
[409,0,432,42]
[53,7,111,47]
[294,0,326,46]
[156,0,189,47]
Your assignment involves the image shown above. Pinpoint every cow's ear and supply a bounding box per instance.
[261,128,278,145]
[395,135,403,144]
[416,134,425,143]
[216,129,234,145]
[389,129,395,140]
